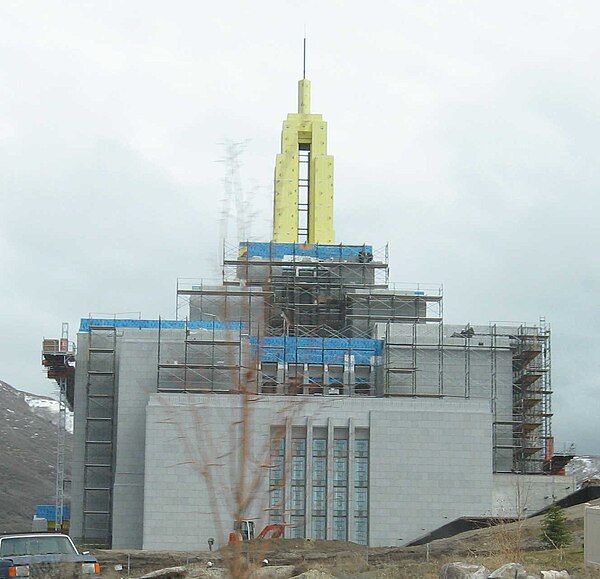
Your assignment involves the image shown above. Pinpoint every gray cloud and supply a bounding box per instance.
[1,0,598,454]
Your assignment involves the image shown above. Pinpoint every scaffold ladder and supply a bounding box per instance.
[55,373,67,531]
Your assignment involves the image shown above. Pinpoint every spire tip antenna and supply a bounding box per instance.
[303,34,306,79]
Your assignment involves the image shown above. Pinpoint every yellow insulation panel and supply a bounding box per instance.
[308,155,335,244]
[272,79,335,244]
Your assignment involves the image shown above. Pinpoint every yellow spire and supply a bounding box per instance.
[298,79,311,114]
[272,78,335,244]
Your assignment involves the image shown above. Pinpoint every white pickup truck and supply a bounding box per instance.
[0,533,100,578]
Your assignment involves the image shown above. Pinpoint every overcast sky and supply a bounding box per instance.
[1,1,598,454]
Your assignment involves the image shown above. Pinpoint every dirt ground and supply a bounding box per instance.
[92,499,600,579]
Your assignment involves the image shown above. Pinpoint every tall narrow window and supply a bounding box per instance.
[290,438,306,538]
[269,432,285,525]
[311,437,327,539]
[354,438,369,545]
[333,438,348,540]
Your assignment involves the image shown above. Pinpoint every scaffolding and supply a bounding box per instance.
[170,241,424,398]
[382,320,552,473]
[82,325,117,546]
[511,321,552,473]
[157,318,246,393]
[156,318,383,397]
[41,322,75,533]
[170,240,552,474]
[220,242,389,337]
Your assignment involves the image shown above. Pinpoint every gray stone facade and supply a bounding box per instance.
[69,320,572,549]
[142,394,493,549]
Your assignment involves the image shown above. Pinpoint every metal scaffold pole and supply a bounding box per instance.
[41,321,75,532]
[55,375,67,531]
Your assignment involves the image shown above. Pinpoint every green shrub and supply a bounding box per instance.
[540,504,572,549]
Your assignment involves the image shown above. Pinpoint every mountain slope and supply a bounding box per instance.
[0,380,73,532]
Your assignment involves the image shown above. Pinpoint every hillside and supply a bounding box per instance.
[93,498,600,578]
[0,380,72,532]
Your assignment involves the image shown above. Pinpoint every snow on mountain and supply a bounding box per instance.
[566,456,600,487]
[23,394,74,434]
[0,380,73,433]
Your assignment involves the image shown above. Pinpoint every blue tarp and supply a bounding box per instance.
[250,336,383,365]
[35,505,71,521]
[78,320,382,365]
[241,242,373,261]
[79,319,244,332]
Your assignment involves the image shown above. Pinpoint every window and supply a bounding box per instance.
[270,488,284,510]
[333,517,347,541]
[354,487,368,516]
[261,363,278,393]
[290,436,307,538]
[290,515,305,539]
[355,458,368,486]
[269,469,284,521]
[333,458,348,486]
[312,434,327,539]
[354,437,369,545]
[269,431,285,524]
[355,439,369,457]
[261,362,277,379]
[0,536,77,557]
[312,438,327,456]
[328,365,343,386]
[355,517,368,545]
[292,439,306,456]
[333,488,347,515]
[270,456,284,485]
[333,439,348,457]
[312,516,326,539]
[312,486,326,515]
[271,436,285,457]
[313,457,326,484]
[292,456,305,482]
[308,364,324,391]
[290,486,305,514]
[261,381,277,394]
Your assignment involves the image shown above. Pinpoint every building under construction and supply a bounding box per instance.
[69,76,574,550]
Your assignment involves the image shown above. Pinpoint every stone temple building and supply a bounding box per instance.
[69,76,574,550]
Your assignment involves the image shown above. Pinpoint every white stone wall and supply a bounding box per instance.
[492,473,577,517]
[143,394,493,549]
[111,331,161,549]
[369,398,493,546]
[585,505,600,567]
[143,394,273,551]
